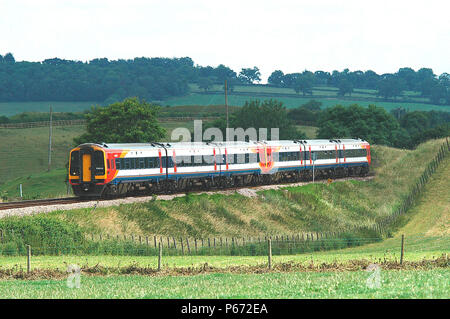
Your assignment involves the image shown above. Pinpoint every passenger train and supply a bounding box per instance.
[68,139,371,197]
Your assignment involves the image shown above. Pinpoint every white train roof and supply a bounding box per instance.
[83,139,368,151]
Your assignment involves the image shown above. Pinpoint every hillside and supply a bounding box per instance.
[12,138,443,239]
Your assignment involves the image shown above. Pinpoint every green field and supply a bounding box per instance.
[0,84,448,118]
[0,269,448,298]
[0,125,85,187]
[0,101,98,117]
[162,93,448,112]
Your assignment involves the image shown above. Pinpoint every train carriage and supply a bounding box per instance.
[69,139,370,197]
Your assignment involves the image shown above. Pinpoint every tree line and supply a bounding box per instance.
[2,52,448,106]
[268,68,450,105]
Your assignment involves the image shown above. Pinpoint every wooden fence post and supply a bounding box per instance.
[400,234,405,265]
[195,238,198,253]
[268,238,272,270]
[158,242,162,271]
[27,245,31,273]
[181,238,184,255]
[186,238,190,254]
[173,237,177,249]
[154,236,157,248]
[0,229,3,243]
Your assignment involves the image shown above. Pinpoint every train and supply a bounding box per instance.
[68,139,371,197]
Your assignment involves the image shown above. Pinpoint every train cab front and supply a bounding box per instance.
[69,144,108,197]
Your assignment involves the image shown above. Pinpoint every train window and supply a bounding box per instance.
[346,149,366,157]
[70,151,80,176]
[93,151,105,175]
[115,158,121,169]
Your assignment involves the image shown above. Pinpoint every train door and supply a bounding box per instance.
[82,153,92,182]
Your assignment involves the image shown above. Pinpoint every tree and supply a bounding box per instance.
[74,97,166,144]
[376,75,405,99]
[231,99,304,140]
[317,104,401,146]
[204,99,305,140]
[238,67,261,84]
[3,53,15,64]
[337,79,353,96]
[268,70,284,87]
[292,73,313,96]
[198,77,214,92]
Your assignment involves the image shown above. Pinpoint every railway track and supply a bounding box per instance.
[0,197,82,211]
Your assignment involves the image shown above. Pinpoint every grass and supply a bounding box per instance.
[0,101,98,117]
[296,125,318,139]
[0,169,70,200]
[0,125,85,186]
[0,269,448,298]
[162,92,449,112]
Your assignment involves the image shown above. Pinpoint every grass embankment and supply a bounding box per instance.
[38,139,447,238]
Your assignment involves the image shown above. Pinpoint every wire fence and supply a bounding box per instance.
[373,138,450,234]
[0,228,383,257]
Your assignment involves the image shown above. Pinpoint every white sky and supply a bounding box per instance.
[1,0,449,81]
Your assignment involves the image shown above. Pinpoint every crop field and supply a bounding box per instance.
[0,269,448,298]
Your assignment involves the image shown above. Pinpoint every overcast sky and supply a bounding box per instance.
[1,0,449,81]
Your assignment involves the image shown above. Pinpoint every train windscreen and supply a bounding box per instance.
[70,151,80,176]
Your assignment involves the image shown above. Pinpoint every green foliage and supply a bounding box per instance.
[238,67,261,84]
[6,111,86,123]
[0,55,193,103]
[0,216,85,255]
[317,104,402,146]
[230,99,306,140]
[74,97,166,144]
[289,100,322,125]
[202,99,306,140]
[292,72,314,96]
